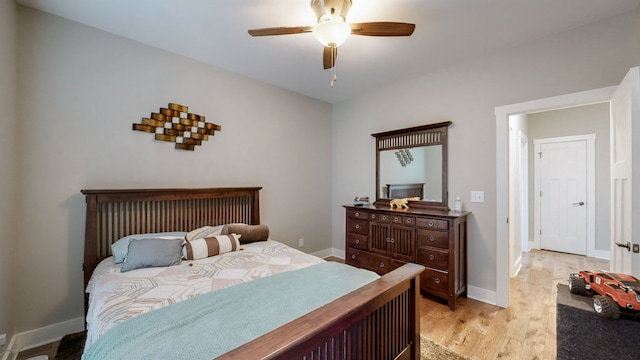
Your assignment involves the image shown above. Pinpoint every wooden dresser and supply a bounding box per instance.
[344,204,469,310]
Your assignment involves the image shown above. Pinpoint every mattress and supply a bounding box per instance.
[84,239,325,349]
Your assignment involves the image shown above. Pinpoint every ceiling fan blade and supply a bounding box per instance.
[248,26,313,36]
[323,46,337,70]
[350,22,415,36]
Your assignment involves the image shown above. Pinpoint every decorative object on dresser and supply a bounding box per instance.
[353,196,369,206]
[344,205,468,310]
[132,102,221,151]
[389,197,420,209]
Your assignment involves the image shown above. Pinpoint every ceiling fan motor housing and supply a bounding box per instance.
[311,0,352,22]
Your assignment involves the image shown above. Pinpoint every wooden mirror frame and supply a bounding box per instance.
[372,121,452,211]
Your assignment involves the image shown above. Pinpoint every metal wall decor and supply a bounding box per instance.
[395,148,413,167]
[133,103,221,151]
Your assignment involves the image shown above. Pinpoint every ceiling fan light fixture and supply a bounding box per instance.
[313,16,351,47]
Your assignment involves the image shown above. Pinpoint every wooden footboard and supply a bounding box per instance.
[218,263,424,360]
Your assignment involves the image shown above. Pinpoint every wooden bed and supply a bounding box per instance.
[81,187,424,360]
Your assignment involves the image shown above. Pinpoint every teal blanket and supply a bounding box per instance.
[83,262,379,360]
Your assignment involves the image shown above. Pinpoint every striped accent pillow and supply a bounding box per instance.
[182,234,240,260]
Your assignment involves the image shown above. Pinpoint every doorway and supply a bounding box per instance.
[534,135,594,256]
[495,86,616,308]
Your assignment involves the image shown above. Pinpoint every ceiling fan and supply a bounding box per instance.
[248,0,415,86]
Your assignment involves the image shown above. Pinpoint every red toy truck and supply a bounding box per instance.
[569,270,640,319]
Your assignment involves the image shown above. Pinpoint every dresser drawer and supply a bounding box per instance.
[416,217,449,230]
[346,248,390,275]
[418,247,448,270]
[420,268,449,293]
[348,209,369,220]
[347,233,368,250]
[404,216,416,226]
[417,229,449,249]
[390,214,404,224]
[347,218,369,235]
[369,212,391,223]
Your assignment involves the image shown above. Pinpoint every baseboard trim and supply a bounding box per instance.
[589,248,610,260]
[314,247,345,260]
[466,285,498,307]
[9,317,84,354]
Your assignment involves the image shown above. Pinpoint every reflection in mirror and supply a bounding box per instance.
[379,145,442,201]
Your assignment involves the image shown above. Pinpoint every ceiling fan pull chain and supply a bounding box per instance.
[331,49,336,88]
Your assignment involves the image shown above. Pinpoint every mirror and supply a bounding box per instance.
[372,121,451,211]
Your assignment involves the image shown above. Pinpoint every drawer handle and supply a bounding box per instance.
[406,218,412,224]
[390,238,395,243]
[380,263,385,268]
[386,238,391,243]
[351,254,356,259]
[428,221,434,226]
[394,217,400,222]
[355,224,360,229]
[355,212,360,217]
[429,255,435,261]
[434,278,441,284]
[371,214,376,219]
[382,215,387,220]
[355,239,360,244]
[429,236,435,241]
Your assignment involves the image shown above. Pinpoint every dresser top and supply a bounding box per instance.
[343,204,470,219]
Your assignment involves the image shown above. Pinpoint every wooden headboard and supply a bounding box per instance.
[80,187,262,309]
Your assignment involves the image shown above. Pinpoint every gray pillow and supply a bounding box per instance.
[111,231,187,264]
[121,238,183,273]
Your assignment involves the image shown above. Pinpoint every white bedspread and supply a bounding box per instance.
[84,240,324,350]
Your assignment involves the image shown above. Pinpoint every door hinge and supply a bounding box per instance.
[538,152,542,158]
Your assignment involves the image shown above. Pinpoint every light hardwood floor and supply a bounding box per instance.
[17,251,607,360]
[421,249,608,360]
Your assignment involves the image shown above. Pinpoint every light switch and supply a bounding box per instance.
[471,191,484,203]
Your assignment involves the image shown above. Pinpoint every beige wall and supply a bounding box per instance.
[0,0,17,344]
[332,10,639,301]
[15,7,332,336]
[528,103,611,253]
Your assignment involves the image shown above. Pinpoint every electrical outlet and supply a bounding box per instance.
[0,333,6,347]
[299,238,304,248]
[470,191,485,203]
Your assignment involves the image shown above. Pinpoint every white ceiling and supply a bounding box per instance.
[16,0,640,104]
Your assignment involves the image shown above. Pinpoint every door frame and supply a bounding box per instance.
[519,132,529,254]
[533,134,598,257]
[494,86,616,308]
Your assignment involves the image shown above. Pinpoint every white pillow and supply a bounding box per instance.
[182,234,241,260]
[111,231,187,264]
[184,225,226,241]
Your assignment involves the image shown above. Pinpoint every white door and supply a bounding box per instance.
[610,67,639,275]
[539,140,587,255]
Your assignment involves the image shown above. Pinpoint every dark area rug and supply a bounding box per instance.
[556,284,640,360]
[55,330,86,360]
